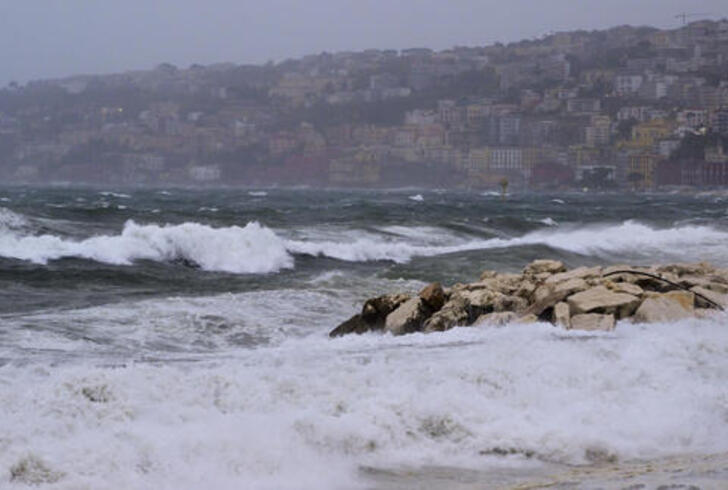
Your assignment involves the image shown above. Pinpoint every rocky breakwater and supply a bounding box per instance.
[330,260,728,337]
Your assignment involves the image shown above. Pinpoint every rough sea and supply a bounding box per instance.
[1,186,728,489]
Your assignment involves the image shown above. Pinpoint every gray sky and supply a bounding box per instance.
[1,0,726,86]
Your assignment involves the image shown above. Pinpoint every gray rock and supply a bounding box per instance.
[385,297,432,335]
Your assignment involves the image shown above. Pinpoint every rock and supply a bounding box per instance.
[655,262,715,277]
[493,294,528,314]
[545,266,602,284]
[479,269,499,281]
[517,314,540,324]
[515,280,537,298]
[331,293,411,337]
[633,292,694,324]
[570,313,616,332]
[419,282,446,311]
[330,315,371,337]
[605,281,644,297]
[691,286,728,309]
[679,275,728,294]
[524,259,566,276]
[567,286,641,318]
[529,278,589,315]
[476,274,524,295]
[553,302,570,329]
[475,311,518,327]
[385,297,432,336]
[456,289,500,320]
[362,294,411,324]
[423,297,469,332]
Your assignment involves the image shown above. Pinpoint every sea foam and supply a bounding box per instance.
[1,311,727,489]
[0,220,293,274]
[2,218,728,271]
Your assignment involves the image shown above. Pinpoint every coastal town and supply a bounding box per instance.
[1,19,728,190]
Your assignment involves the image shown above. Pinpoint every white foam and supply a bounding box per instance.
[285,221,728,264]
[538,217,558,227]
[99,191,131,199]
[409,194,424,202]
[248,191,268,197]
[1,315,727,489]
[0,220,293,274]
[0,207,28,231]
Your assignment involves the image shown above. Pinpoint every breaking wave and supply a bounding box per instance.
[0,220,293,274]
[1,218,727,272]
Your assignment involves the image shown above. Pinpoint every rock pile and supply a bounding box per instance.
[330,260,728,337]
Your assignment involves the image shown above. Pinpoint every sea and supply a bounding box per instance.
[1,186,728,489]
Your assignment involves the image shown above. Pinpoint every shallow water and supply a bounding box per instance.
[1,186,727,488]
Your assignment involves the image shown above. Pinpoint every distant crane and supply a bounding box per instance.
[675,12,713,25]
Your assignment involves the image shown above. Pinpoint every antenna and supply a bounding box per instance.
[675,12,713,25]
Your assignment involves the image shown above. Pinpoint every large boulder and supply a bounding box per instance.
[570,313,616,332]
[331,293,411,337]
[524,259,566,276]
[362,293,411,324]
[632,292,694,324]
[385,297,432,336]
[423,297,469,332]
[529,278,589,315]
[419,282,446,311]
[567,286,641,318]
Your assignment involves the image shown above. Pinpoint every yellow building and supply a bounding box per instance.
[628,119,674,149]
[627,152,661,189]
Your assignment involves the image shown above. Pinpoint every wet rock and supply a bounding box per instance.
[570,313,616,332]
[524,259,566,276]
[330,293,411,337]
[385,297,432,336]
[362,294,411,324]
[329,314,371,337]
[567,286,641,318]
[423,297,469,332]
[633,292,694,324]
[553,302,570,329]
[419,282,446,311]
[456,289,500,320]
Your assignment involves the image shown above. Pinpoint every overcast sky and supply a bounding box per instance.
[1,0,726,86]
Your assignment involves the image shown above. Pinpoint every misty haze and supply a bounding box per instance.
[1,1,728,489]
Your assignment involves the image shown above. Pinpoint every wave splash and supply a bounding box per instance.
[0,220,293,274]
[1,218,727,271]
